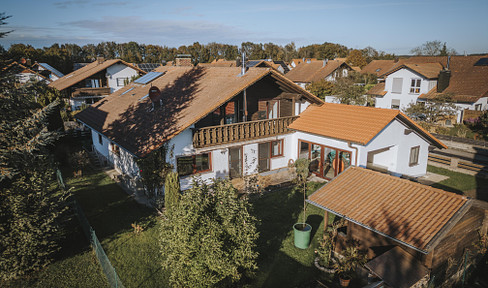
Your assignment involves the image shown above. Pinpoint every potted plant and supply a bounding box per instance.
[293,158,311,249]
[314,219,345,273]
[333,241,367,287]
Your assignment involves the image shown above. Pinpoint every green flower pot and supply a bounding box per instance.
[293,223,312,249]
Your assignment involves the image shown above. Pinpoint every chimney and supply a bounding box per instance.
[437,69,451,93]
[175,54,193,67]
[239,52,248,76]
[323,59,328,67]
[97,57,104,64]
[26,58,31,66]
[446,55,451,70]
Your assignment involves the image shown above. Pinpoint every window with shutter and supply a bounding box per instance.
[392,78,403,93]
[391,99,400,110]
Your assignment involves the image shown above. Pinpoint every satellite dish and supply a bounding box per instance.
[148,86,161,104]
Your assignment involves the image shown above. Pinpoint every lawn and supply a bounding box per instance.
[427,165,488,201]
[8,169,359,288]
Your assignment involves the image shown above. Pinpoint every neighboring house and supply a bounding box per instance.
[360,59,396,80]
[197,59,238,67]
[50,57,145,110]
[307,167,488,287]
[199,59,289,74]
[286,59,354,89]
[372,62,443,111]
[75,66,323,191]
[7,61,50,84]
[31,62,64,82]
[419,56,488,124]
[288,103,446,178]
[367,56,488,124]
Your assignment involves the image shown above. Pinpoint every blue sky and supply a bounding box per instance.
[1,0,487,55]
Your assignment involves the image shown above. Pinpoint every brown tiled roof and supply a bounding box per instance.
[307,167,468,251]
[49,59,145,91]
[76,66,323,157]
[360,60,396,76]
[383,63,443,79]
[197,59,237,67]
[286,60,351,83]
[288,103,446,148]
[419,56,488,103]
[291,58,318,66]
[366,82,387,96]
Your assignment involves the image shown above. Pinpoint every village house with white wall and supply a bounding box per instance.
[285,59,354,89]
[75,63,446,193]
[50,57,145,110]
[367,55,488,124]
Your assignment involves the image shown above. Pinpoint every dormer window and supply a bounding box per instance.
[410,79,421,94]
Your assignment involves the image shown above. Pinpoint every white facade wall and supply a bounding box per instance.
[91,130,110,157]
[376,69,435,111]
[106,63,139,93]
[363,119,430,177]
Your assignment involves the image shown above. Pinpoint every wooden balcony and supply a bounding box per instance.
[72,87,111,98]
[193,116,299,148]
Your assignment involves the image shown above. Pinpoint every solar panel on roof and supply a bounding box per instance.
[246,60,261,67]
[134,72,164,84]
[474,58,488,66]
[39,63,64,77]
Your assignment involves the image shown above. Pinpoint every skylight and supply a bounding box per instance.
[134,72,164,84]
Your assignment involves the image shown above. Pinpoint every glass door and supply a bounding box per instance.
[229,147,242,178]
[258,143,270,173]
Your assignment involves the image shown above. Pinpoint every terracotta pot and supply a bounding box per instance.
[339,276,350,287]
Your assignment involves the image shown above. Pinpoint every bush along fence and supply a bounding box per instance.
[57,170,125,288]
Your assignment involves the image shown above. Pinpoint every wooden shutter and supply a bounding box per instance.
[279,99,293,117]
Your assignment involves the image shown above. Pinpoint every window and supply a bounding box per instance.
[475,104,482,111]
[177,153,212,176]
[410,79,421,94]
[258,143,270,173]
[391,99,400,110]
[229,147,242,178]
[117,77,128,87]
[271,140,283,157]
[111,143,120,157]
[392,78,403,93]
[409,146,420,166]
[98,134,103,145]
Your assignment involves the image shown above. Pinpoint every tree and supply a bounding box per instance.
[411,40,457,56]
[0,59,70,280]
[164,171,180,212]
[346,49,367,68]
[333,77,370,106]
[159,178,258,288]
[306,80,334,101]
[403,94,458,124]
[0,13,12,39]
[294,158,310,227]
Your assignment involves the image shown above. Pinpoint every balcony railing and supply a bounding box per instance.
[72,87,111,98]
[193,116,298,148]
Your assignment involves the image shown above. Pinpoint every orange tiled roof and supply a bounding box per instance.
[383,63,443,79]
[419,56,488,103]
[360,60,396,76]
[308,167,468,251]
[366,82,387,96]
[288,103,446,148]
[50,59,145,91]
[76,66,323,157]
[286,60,351,83]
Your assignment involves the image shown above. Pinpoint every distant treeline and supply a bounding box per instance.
[0,41,396,74]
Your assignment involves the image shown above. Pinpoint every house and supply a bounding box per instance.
[6,61,50,84]
[288,103,446,178]
[360,59,396,80]
[198,59,289,74]
[285,59,354,89]
[307,167,488,287]
[49,57,145,110]
[31,62,64,82]
[367,56,488,124]
[418,56,488,124]
[75,65,323,191]
[197,59,238,67]
[372,62,443,111]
